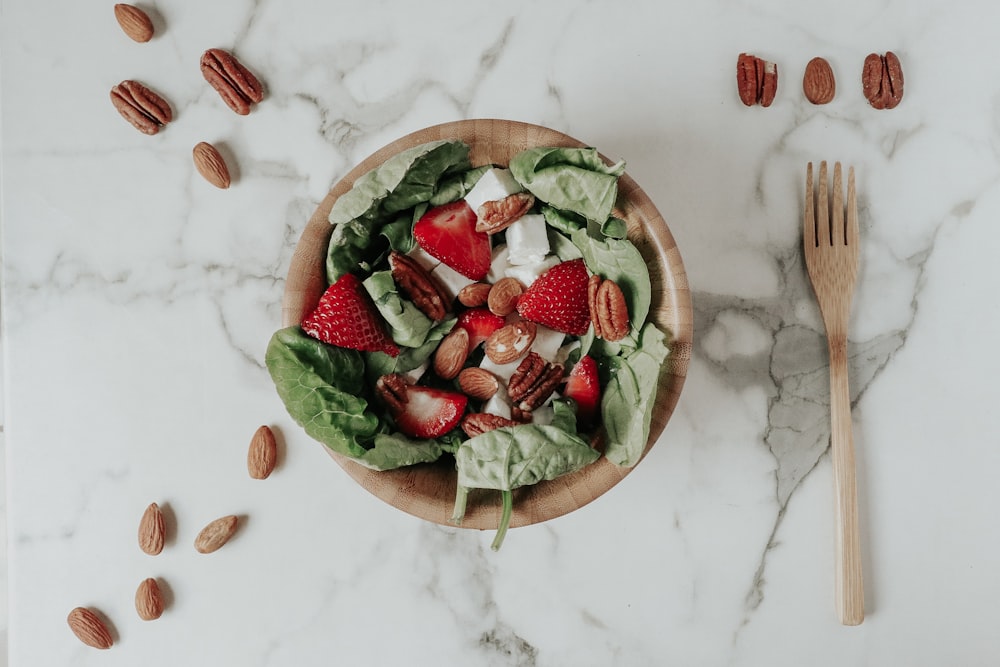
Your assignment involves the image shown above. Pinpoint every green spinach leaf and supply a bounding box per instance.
[571,226,651,331]
[362,271,434,349]
[602,322,670,467]
[510,147,625,223]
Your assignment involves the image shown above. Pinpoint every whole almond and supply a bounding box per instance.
[487,277,525,317]
[433,327,470,380]
[803,57,836,104]
[114,4,154,43]
[194,515,239,554]
[193,142,231,189]
[67,607,113,649]
[135,578,164,621]
[485,320,536,365]
[248,425,277,479]
[457,282,491,308]
[457,367,500,400]
[138,502,165,555]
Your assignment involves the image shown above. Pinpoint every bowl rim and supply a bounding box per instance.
[280,118,692,530]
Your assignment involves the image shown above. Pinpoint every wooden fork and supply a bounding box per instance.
[803,161,864,626]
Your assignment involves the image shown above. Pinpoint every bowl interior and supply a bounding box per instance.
[281,119,692,529]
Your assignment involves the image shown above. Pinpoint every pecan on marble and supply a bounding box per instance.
[862,51,903,110]
[110,80,172,135]
[475,192,536,234]
[200,48,264,115]
[389,251,451,321]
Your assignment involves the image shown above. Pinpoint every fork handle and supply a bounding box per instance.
[828,336,865,625]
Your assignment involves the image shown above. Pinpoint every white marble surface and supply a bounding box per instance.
[4,0,1000,664]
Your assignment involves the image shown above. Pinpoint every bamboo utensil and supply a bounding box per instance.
[803,161,864,625]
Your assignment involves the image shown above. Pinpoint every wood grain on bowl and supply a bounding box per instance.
[282,119,692,530]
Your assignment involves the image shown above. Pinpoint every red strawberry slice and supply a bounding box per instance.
[392,385,468,439]
[516,259,591,335]
[301,273,399,357]
[413,201,491,280]
[456,307,505,349]
[564,354,601,426]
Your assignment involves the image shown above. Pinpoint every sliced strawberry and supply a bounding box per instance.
[456,307,505,349]
[516,259,591,336]
[393,385,468,439]
[301,273,399,357]
[413,201,491,280]
[564,355,601,427]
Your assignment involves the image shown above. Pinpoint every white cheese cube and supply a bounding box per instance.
[504,255,560,287]
[431,262,476,301]
[483,385,513,420]
[505,214,550,265]
[479,353,522,383]
[406,245,441,272]
[464,168,523,213]
[529,325,566,362]
[486,244,511,284]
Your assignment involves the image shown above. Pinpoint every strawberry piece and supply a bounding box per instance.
[456,307,505,349]
[413,201,491,280]
[393,385,468,439]
[516,259,591,336]
[301,273,399,357]
[564,355,601,426]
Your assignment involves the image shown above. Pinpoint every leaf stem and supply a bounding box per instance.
[490,490,513,551]
[451,484,469,525]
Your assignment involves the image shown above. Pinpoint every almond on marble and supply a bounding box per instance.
[135,578,164,621]
[138,502,165,555]
[194,515,239,554]
[67,607,113,649]
[114,4,154,43]
[247,425,277,479]
[193,141,231,189]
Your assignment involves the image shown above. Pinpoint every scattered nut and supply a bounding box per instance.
[192,142,231,189]
[487,277,524,317]
[135,578,164,621]
[114,4,154,43]
[200,48,264,115]
[457,282,491,308]
[247,425,277,479]
[67,607,113,649]
[110,80,172,135]
[194,515,239,554]
[737,53,778,107]
[138,502,165,555]
[862,51,903,109]
[803,57,836,104]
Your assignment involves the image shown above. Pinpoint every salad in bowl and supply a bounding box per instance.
[266,120,690,548]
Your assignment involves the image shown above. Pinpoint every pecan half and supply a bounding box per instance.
[587,274,603,339]
[375,373,409,412]
[475,192,536,234]
[200,48,264,115]
[110,80,172,135]
[485,320,536,365]
[461,413,519,437]
[508,352,564,411]
[389,251,451,321]
[594,278,629,341]
[736,53,777,107]
[510,406,532,423]
[862,51,903,110]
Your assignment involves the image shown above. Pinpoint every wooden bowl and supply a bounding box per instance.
[281,119,692,530]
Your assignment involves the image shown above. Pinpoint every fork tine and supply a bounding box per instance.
[817,161,829,246]
[846,166,858,246]
[804,162,816,248]
[831,162,845,245]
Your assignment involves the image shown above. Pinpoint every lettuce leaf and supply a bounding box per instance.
[510,147,625,223]
[362,271,434,348]
[265,327,443,470]
[602,322,670,467]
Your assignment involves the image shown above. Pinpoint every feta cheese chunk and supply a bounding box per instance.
[483,384,513,420]
[505,214,550,265]
[504,255,560,288]
[431,261,476,301]
[529,325,566,362]
[464,168,523,213]
[486,244,511,284]
[406,245,441,272]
